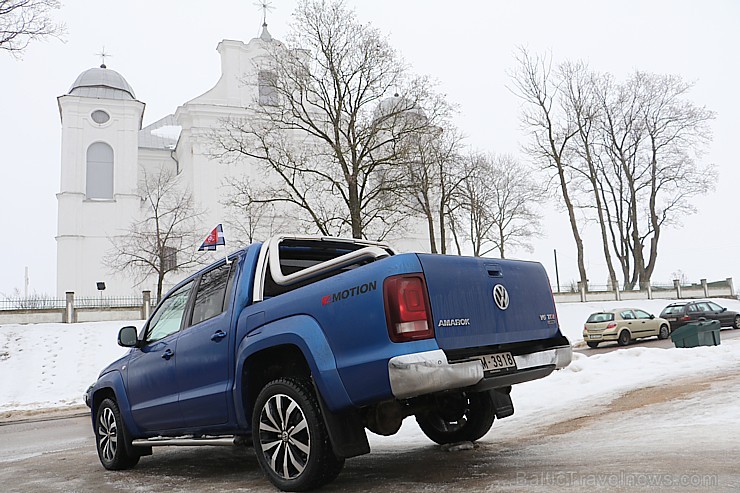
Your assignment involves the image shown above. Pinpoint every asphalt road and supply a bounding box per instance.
[2,370,739,492]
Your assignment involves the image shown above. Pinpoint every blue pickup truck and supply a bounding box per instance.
[85,235,571,491]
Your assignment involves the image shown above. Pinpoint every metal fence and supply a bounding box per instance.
[552,278,736,303]
[0,296,154,311]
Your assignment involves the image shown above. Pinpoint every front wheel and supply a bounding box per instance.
[416,391,495,445]
[252,377,344,492]
[95,398,140,470]
[734,315,740,329]
[658,324,670,340]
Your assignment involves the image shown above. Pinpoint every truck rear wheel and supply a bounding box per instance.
[252,377,344,492]
[416,391,495,445]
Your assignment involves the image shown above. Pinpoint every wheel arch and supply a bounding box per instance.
[618,326,632,337]
[89,371,140,437]
[233,315,354,429]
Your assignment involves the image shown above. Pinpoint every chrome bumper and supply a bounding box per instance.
[388,345,572,399]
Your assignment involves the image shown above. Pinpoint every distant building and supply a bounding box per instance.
[56,25,437,297]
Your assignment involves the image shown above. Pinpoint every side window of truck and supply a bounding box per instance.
[144,281,194,343]
[190,261,236,326]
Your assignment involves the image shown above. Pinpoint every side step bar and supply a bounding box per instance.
[131,436,250,447]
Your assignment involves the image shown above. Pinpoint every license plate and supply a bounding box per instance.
[589,334,602,339]
[666,317,676,321]
[479,352,516,372]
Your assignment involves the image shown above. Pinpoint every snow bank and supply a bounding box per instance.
[0,321,138,412]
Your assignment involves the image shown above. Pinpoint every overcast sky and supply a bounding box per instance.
[1,0,738,297]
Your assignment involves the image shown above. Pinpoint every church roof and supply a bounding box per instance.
[138,114,180,150]
[68,65,136,100]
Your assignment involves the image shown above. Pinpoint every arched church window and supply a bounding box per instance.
[258,70,278,106]
[86,142,114,199]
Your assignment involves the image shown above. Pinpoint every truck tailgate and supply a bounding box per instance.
[417,254,560,350]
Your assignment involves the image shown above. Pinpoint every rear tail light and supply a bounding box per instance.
[384,274,434,342]
[681,315,691,321]
[606,322,617,329]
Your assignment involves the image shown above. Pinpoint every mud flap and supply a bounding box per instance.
[490,386,514,419]
[314,383,370,459]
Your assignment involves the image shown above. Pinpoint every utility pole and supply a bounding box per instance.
[24,266,29,300]
[553,249,560,293]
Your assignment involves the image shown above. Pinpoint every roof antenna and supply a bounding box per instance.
[95,46,111,68]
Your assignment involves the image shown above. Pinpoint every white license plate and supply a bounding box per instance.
[479,352,516,372]
[589,334,603,339]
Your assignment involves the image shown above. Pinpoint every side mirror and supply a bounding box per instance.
[649,314,655,319]
[722,307,727,312]
[118,326,139,348]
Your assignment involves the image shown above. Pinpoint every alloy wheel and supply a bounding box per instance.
[257,393,311,480]
[97,406,118,463]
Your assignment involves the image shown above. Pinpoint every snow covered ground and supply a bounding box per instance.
[1,298,739,417]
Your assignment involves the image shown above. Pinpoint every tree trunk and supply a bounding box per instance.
[554,157,588,290]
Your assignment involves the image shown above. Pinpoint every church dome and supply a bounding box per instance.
[374,94,427,121]
[68,65,136,100]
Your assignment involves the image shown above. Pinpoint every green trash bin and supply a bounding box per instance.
[670,319,721,348]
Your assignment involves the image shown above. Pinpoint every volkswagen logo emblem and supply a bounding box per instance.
[493,284,509,310]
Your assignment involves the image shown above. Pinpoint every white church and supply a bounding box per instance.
[56,24,435,298]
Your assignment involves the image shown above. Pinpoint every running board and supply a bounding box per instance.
[131,436,240,447]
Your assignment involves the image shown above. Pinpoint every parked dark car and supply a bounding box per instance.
[659,301,740,331]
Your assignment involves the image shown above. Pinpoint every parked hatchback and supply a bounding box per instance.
[583,308,671,348]
[660,301,740,331]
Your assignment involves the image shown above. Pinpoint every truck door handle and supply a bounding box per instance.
[161,349,174,360]
[211,330,227,341]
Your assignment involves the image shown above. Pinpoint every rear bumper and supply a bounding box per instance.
[584,330,618,342]
[388,344,572,399]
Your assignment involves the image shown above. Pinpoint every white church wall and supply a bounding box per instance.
[57,27,444,299]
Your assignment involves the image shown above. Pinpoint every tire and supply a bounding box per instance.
[658,324,670,340]
[586,341,600,349]
[94,398,140,470]
[252,377,344,492]
[734,315,740,330]
[415,391,495,445]
[617,330,631,346]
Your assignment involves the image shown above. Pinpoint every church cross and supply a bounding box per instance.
[95,47,111,68]
[253,0,274,26]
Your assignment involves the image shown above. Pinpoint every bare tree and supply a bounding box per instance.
[1,0,65,57]
[513,48,715,291]
[510,47,588,287]
[222,174,292,243]
[212,0,447,241]
[403,123,467,253]
[454,152,541,258]
[559,61,620,293]
[596,71,715,289]
[106,167,205,299]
